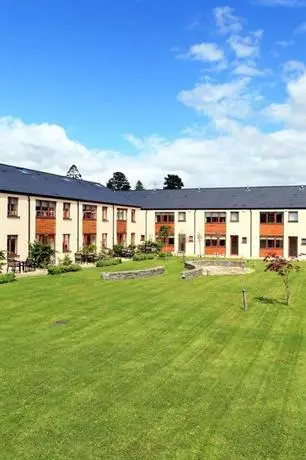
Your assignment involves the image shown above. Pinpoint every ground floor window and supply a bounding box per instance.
[83,234,96,247]
[7,235,18,257]
[131,233,136,246]
[63,234,70,252]
[36,234,55,250]
[102,233,108,248]
[260,237,283,249]
[117,233,127,246]
[205,236,226,247]
[140,234,145,242]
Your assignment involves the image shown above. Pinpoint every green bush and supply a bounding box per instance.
[29,241,55,268]
[0,272,16,284]
[0,250,6,273]
[113,244,123,256]
[96,258,122,267]
[133,253,155,261]
[47,264,82,275]
[62,255,73,266]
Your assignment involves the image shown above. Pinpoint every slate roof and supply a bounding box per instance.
[0,163,135,207]
[125,186,306,210]
[1,163,306,209]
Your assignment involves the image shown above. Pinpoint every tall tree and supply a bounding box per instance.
[135,180,144,191]
[66,164,82,179]
[163,174,184,190]
[106,172,131,191]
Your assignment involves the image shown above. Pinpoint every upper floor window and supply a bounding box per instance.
[83,204,97,220]
[260,212,283,224]
[288,211,298,222]
[178,212,186,222]
[7,197,18,217]
[63,202,71,219]
[205,212,226,224]
[117,208,127,221]
[36,200,56,218]
[230,211,239,222]
[155,212,175,223]
[102,206,108,221]
[7,235,18,257]
[131,209,136,222]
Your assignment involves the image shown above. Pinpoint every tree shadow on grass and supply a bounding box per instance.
[255,296,286,306]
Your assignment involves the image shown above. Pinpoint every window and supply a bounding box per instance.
[260,237,283,249]
[168,236,175,246]
[7,235,18,256]
[83,234,96,246]
[178,212,186,222]
[36,234,55,250]
[242,237,247,244]
[7,197,18,217]
[205,212,226,224]
[230,211,239,222]
[155,212,175,223]
[117,208,127,221]
[205,236,226,248]
[302,238,306,246]
[102,233,108,248]
[131,209,136,222]
[260,212,283,224]
[288,211,298,222]
[141,234,145,242]
[102,207,108,221]
[63,234,70,252]
[83,205,97,220]
[36,200,56,218]
[131,233,136,245]
[189,235,194,243]
[63,202,71,219]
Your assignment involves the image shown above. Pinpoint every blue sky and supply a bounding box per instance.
[1,0,306,187]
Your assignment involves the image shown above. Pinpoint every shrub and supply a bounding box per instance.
[29,241,55,268]
[62,255,73,266]
[96,258,122,267]
[113,244,123,256]
[47,264,82,275]
[133,253,155,261]
[158,252,172,258]
[0,250,5,273]
[0,272,16,284]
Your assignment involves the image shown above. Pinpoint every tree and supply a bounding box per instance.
[66,164,82,179]
[264,254,300,305]
[158,225,170,254]
[135,180,144,191]
[29,241,55,268]
[106,172,131,191]
[163,174,184,190]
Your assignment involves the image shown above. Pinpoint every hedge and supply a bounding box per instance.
[96,258,122,267]
[47,264,82,275]
[0,272,16,284]
[133,254,155,261]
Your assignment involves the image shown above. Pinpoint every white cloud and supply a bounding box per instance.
[294,21,306,35]
[185,42,224,62]
[232,63,267,76]
[283,60,306,80]
[214,6,244,34]
[227,31,263,58]
[253,0,306,6]
[275,39,295,47]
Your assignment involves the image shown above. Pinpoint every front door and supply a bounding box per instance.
[178,234,186,252]
[289,236,298,258]
[230,235,239,256]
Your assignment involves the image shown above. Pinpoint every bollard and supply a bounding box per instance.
[242,288,248,311]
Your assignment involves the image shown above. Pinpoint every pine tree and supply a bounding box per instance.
[135,180,144,190]
[106,172,131,191]
[163,174,184,189]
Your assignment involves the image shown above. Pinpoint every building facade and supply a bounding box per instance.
[1,163,306,262]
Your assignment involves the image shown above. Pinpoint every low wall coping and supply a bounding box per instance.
[101,266,165,281]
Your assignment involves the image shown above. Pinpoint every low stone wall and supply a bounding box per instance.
[187,259,246,268]
[180,267,203,280]
[101,266,165,281]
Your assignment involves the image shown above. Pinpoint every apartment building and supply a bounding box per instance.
[1,163,306,261]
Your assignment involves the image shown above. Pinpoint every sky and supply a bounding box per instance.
[1,0,306,188]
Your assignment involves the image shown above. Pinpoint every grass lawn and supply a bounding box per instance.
[1,258,306,459]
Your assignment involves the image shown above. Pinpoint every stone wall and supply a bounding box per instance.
[180,267,203,280]
[187,259,246,268]
[101,266,165,281]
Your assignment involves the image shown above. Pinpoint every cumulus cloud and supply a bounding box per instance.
[227,31,263,58]
[185,42,224,62]
[232,63,268,76]
[214,6,244,34]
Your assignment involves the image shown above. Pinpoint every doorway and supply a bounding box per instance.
[230,235,239,256]
[178,234,186,253]
[288,236,298,258]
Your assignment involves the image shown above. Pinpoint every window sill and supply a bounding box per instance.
[288,221,298,223]
[36,216,56,219]
[7,215,20,219]
[83,217,97,221]
[63,217,72,221]
[63,250,72,253]
[131,220,136,223]
[178,220,186,223]
[102,219,109,222]
[230,220,239,223]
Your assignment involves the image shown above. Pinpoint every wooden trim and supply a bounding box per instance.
[36,217,56,234]
[83,219,97,234]
[205,223,226,234]
[260,224,284,236]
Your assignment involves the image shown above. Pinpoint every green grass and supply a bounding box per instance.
[1,258,306,459]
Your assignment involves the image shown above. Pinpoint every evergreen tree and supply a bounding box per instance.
[66,164,82,179]
[135,180,144,191]
[163,174,184,189]
[106,172,131,191]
